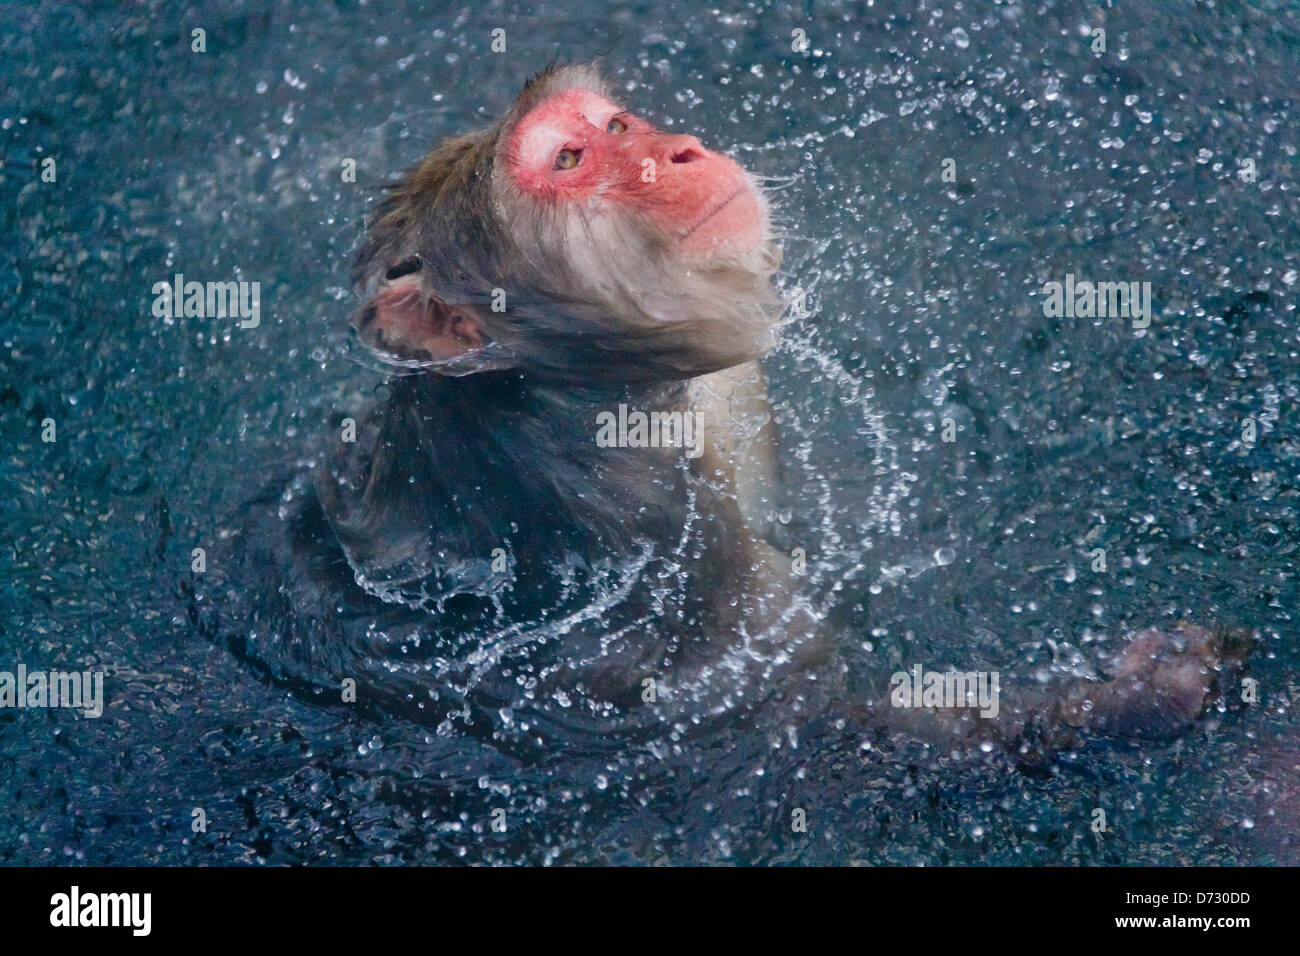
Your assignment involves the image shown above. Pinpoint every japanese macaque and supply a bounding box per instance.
[316,62,800,717]
[217,64,1242,753]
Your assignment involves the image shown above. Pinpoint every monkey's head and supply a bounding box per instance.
[353,64,784,383]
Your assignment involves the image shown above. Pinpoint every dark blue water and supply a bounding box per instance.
[1,0,1296,864]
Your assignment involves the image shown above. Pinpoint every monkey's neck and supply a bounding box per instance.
[460,372,699,534]
[321,371,710,592]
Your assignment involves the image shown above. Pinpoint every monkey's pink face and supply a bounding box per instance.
[503,88,766,258]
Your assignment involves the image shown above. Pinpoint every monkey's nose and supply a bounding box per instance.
[662,135,707,164]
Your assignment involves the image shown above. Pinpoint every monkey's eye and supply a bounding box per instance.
[606,116,628,134]
[554,148,582,171]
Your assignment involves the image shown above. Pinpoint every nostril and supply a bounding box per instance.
[671,148,703,164]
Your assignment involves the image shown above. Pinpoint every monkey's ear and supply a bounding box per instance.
[354,273,488,367]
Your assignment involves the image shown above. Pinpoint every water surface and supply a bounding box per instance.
[1,0,1296,864]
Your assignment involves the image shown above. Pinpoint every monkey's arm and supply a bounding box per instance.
[851,623,1245,761]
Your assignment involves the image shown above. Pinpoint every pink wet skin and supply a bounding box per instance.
[1058,622,1240,739]
[502,87,765,257]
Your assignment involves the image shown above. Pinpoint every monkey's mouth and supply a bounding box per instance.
[680,186,748,242]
